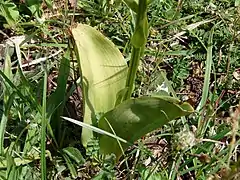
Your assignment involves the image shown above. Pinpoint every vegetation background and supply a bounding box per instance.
[0,0,240,179]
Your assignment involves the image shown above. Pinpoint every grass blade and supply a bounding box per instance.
[48,48,70,145]
[61,152,77,178]
[61,116,129,144]
[62,147,85,165]
[196,28,214,111]
[0,46,13,155]
[0,93,15,155]
[41,66,47,180]
[0,113,7,155]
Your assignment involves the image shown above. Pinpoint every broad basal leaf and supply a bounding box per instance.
[71,24,128,146]
[99,96,194,160]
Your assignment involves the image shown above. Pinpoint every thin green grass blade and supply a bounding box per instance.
[40,67,47,180]
[6,153,18,180]
[0,93,15,155]
[0,46,13,155]
[61,152,77,179]
[62,147,85,165]
[179,128,230,169]
[196,28,214,111]
[0,70,24,99]
[23,113,41,155]
[0,69,41,113]
[3,46,12,85]
[104,118,130,169]
[17,65,41,108]
[61,116,129,144]
[15,66,56,155]
[0,113,7,155]
[22,43,68,48]
[47,48,70,145]
[0,170,6,180]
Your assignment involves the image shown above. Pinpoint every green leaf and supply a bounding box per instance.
[0,151,51,168]
[98,96,194,160]
[3,46,12,82]
[25,0,42,18]
[131,0,148,48]
[0,93,15,155]
[62,147,85,165]
[139,167,167,180]
[0,170,6,180]
[6,153,20,180]
[235,0,240,6]
[61,152,77,179]
[71,24,128,146]
[131,16,148,48]
[44,0,53,10]
[48,48,70,144]
[123,0,139,13]
[0,46,14,155]
[196,28,214,111]
[0,1,19,27]
[122,0,151,13]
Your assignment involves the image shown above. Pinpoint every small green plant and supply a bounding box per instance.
[1,0,238,179]
[65,0,194,161]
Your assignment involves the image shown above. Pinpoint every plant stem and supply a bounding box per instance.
[124,0,148,100]
[125,47,141,99]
